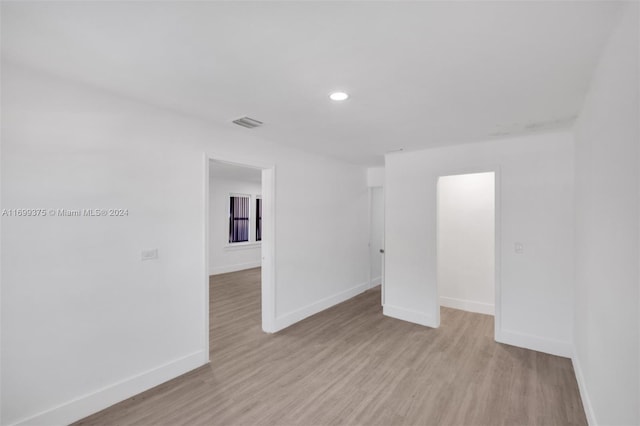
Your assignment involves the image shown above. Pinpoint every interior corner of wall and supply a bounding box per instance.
[571,349,597,426]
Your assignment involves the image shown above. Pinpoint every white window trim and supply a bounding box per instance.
[224,241,262,251]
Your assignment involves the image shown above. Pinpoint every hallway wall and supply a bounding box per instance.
[572,4,639,424]
[385,130,574,357]
[1,63,369,425]
[209,176,262,275]
[437,172,495,315]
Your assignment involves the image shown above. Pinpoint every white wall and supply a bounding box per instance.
[572,3,639,425]
[437,172,495,316]
[385,131,574,357]
[0,63,369,425]
[369,187,384,286]
[367,167,384,187]
[209,177,261,275]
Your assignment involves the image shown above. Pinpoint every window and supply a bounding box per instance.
[229,195,250,243]
[256,198,262,241]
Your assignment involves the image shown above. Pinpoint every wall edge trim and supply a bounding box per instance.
[210,261,261,276]
[274,281,369,332]
[440,296,495,315]
[572,350,597,426]
[383,304,438,328]
[10,350,208,426]
[496,329,572,358]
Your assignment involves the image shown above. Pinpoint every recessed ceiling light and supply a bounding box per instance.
[329,92,349,101]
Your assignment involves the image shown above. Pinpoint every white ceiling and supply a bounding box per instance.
[209,160,262,184]
[1,1,623,165]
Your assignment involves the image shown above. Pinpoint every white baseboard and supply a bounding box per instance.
[369,276,382,288]
[383,304,438,328]
[11,350,208,426]
[440,296,494,315]
[210,260,261,275]
[496,329,572,358]
[274,282,369,331]
[572,351,596,425]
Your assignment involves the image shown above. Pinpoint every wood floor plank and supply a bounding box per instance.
[76,268,586,425]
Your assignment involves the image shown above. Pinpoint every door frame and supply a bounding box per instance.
[367,186,385,302]
[204,153,277,360]
[434,167,502,341]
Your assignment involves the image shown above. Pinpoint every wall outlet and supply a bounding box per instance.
[514,242,524,254]
[141,249,158,261]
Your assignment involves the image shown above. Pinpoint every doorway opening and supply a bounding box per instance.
[369,186,385,305]
[436,171,496,326]
[204,156,275,358]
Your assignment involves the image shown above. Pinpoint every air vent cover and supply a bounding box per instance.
[232,117,263,129]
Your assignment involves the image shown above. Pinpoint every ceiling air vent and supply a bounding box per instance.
[232,116,263,129]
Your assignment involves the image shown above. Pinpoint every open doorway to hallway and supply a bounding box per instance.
[206,157,276,352]
[209,160,263,276]
[209,160,264,345]
[369,186,385,305]
[436,172,496,327]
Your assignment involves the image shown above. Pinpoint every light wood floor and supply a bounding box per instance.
[77,268,586,425]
